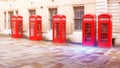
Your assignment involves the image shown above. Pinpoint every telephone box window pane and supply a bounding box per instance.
[55,23,59,38]
[12,22,16,34]
[37,22,41,36]
[100,23,108,42]
[31,22,34,36]
[62,23,66,38]
[85,23,91,42]
[18,22,22,34]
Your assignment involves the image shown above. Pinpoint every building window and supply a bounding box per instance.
[4,12,6,29]
[74,6,84,30]
[16,11,18,15]
[49,8,57,29]
[51,0,54,2]
[29,9,36,16]
[8,11,14,29]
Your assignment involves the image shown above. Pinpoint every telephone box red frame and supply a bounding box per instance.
[29,15,42,40]
[82,14,96,46]
[98,14,112,48]
[52,14,66,43]
[11,15,23,38]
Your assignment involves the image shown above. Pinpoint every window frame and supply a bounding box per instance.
[8,11,14,29]
[73,6,84,31]
[49,8,57,29]
[4,12,6,29]
[28,9,36,16]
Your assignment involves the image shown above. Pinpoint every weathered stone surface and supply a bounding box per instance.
[0,36,119,68]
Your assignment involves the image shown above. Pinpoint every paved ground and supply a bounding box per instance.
[0,36,120,68]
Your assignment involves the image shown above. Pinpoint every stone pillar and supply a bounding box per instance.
[6,11,9,29]
[96,0,108,15]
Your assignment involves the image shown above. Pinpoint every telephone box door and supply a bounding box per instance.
[82,14,96,46]
[11,16,16,38]
[11,15,23,38]
[17,17,23,37]
[98,14,112,48]
[29,15,42,40]
[52,14,66,43]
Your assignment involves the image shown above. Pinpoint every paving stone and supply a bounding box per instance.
[109,57,120,63]
[58,59,76,65]
[19,65,33,68]
[104,62,120,68]
[43,63,64,68]
[86,64,104,68]
[63,63,85,68]
[31,63,45,68]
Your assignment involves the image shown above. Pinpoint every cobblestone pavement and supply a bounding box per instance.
[0,36,120,68]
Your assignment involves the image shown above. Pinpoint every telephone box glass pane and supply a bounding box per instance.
[100,23,108,42]
[37,22,41,36]
[62,23,65,39]
[31,22,34,36]
[18,22,22,34]
[85,23,91,42]
[12,22,16,34]
[54,23,60,39]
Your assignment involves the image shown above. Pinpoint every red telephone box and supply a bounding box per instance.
[29,15,42,40]
[82,14,96,46]
[52,14,66,43]
[98,13,112,48]
[11,15,23,38]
